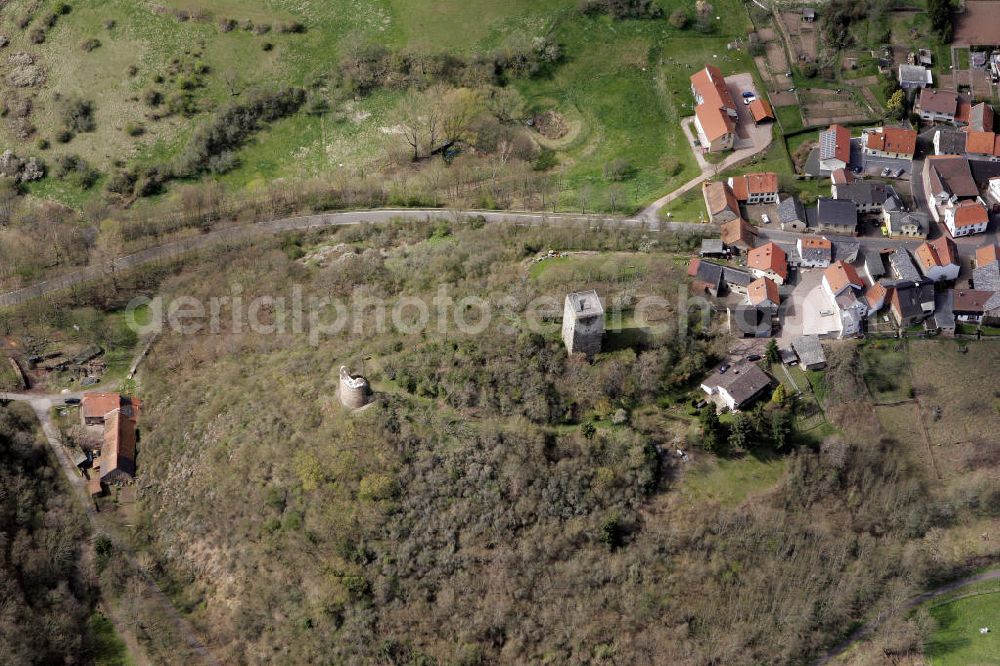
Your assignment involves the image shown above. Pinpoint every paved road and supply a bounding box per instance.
[814,567,1000,664]
[0,392,218,666]
[0,206,972,311]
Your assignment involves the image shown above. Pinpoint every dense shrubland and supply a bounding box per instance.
[0,403,97,664]
[60,219,967,664]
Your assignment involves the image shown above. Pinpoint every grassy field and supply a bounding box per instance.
[0,0,762,213]
[924,579,1000,665]
[909,341,1000,448]
[677,451,787,508]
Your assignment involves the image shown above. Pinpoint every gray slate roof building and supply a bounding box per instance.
[692,259,724,294]
[898,64,931,88]
[778,196,807,226]
[974,262,1000,293]
[833,181,898,209]
[860,248,887,280]
[893,282,935,322]
[885,210,931,237]
[931,290,955,331]
[935,129,968,155]
[791,335,826,369]
[701,239,726,256]
[889,248,923,283]
[815,197,858,233]
[702,364,773,408]
[728,304,772,337]
[722,266,754,290]
[833,239,860,264]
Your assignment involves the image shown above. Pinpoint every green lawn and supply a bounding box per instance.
[925,580,1000,665]
[775,104,804,134]
[861,341,912,402]
[679,451,787,508]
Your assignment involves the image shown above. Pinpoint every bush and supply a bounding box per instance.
[579,0,663,19]
[659,155,682,177]
[801,63,818,78]
[603,158,634,182]
[60,98,96,133]
[669,8,689,28]
[532,147,558,171]
[125,122,145,137]
[28,29,45,44]
[143,89,163,107]
[55,129,73,144]
[81,38,101,52]
[172,86,305,177]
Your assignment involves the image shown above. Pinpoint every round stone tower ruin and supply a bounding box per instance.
[338,366,372,409]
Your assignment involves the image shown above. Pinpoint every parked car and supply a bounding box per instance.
[761,213,771,224]
[742,91,755,98]
[747,354,762,361]
[63,398,81,405]
[881,167,891,177]
[718,363,730,374]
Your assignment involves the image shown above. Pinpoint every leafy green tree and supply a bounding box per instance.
[728,412,752,451]
[699,406,724,453]
[771,410,792,450]
[886,89,905,120]
[765,339,780,365]
[771,383,787,407]
[928,0,953,41]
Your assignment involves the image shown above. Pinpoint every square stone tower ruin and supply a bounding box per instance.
[562,290,605,358]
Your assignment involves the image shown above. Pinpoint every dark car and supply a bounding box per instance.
[63,398,81,405]
[747,354,762,362]
[718,363,730,374]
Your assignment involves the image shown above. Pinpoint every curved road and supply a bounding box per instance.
[814,568,1000,664]
[0,207,954,309]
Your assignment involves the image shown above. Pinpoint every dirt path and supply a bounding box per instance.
[813,568,1000,664]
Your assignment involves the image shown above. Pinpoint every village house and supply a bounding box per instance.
[702,180,741,223]
[923,156,980,223]
[691,65,737,153]
[99,408,137,486]
[934,128,968,156]
[728,304,773,338]
[777,196,808,231]
[796,235,833,268]
[720,218,757,253]
[898,64,932,90]
[863,281,892,315]
[976,243,1000,268]
[700,364,773,412]
[81,392,137,426]
[831,167,854,185]
[890,281,936,327]
[859,248,887,284]
[914,236,960,282]
[862,127,917,160]
[990,176,1000,203]
[930,290,956,335]
[747,276,780,311]
[688,258,724,296]
[917,89,959,123]
[818,124,852,172]
[951,289,993,323]
[944,199,990,237]
[728,172,779,205]
[822,260,867,338]
[814,197,858,235]
[832,181,900,214]
[889,248,924,283]
[966,101,995,132]
[722,266,754,295]
[747,242,788,284]
[964,130,1000,161]
[791,335,826,370]
[882,209,930,238]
